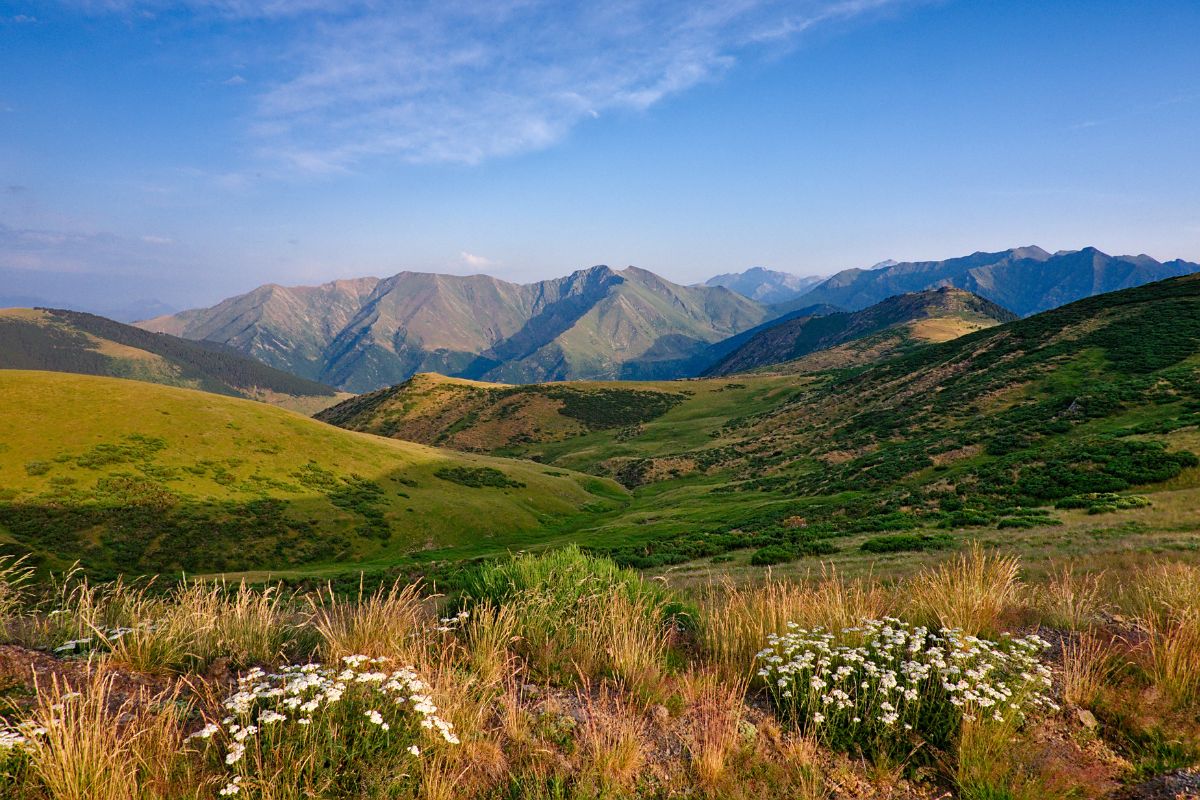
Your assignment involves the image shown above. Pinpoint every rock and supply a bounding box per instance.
[521,683,541,698]
[1077,708,1099,730]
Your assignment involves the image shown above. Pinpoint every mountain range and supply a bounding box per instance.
[769,246,1199,316]
[135,246,1200,392]
[138,266,768,391]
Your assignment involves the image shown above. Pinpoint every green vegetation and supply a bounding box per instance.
[860,533,954,553]
[433,466,525,489]
[0,371,621,578]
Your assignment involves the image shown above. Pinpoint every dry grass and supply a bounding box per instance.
[1143,613,1200,708]
[1034,566,1107,630]
[1126,562,1200,626]
[956,717,1043,800]
[582,591,670,703]
[462,603,521,689]
[680,670,747,794]
[700,569,892,683]
[908,543,1023,636]
[576,685,648,797]
[0,555,33,635]
[20,668,191,800]
[307,578,430,662]
[1060,632,1115,707]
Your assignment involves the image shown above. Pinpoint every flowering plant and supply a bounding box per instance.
[757,618,1056,762]
[193,655,458,797]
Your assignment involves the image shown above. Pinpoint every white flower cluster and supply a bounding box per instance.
[757,618,1057,742]
[196,655,458,796]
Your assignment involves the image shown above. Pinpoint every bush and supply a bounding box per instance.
[750,545,794,566]
[750,539,837,566]
[757,619,1057,766]
[860,534,953,554]
[432,466,525,489]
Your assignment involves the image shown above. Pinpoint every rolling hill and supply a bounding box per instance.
[0,307,346,413]
[138,266,769,391]
[319,274,1200,572]
[0,371,624,577]
[781,246,1200,316]
[706,287,1016,376]
[316,373,691,454]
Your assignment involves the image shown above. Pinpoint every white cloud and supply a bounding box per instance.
[459,251,493,269]
[141,234,174,244]
[222,74,247,86]
[66,0,916,170]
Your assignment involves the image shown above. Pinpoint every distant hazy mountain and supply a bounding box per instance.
[704,267,825,304]
[139,266,769,391]
[0,307,342,411]
[781,247,1200,316]
[708,287,1017,376]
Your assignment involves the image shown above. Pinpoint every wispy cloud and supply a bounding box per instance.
[70,0,914,170]
[459,251,493,269]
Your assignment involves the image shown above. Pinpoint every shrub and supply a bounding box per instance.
[757,619,1056,765]
[750,545,794,566]
[750,540,837,566]
[860,533,953,554]
[432,466,525,489]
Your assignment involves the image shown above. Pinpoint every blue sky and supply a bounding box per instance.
[1,0,1199,314]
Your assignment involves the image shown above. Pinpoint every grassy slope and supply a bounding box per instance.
[323,276,1200,578]
[0,371,624,578]
[0,307,347,412]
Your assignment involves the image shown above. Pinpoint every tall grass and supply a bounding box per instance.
[956,717,1043,800]
[680,670,747,794]
[1060,633,1115,708]
[456,547,675,691]
[576,685,647,797]
[1126,562,1200,626]
[908,543,1023,636]
[700,570,891,684]
[307,578,429,662]
[1143,613,1200,708]
[20,669,191,800]
[1034,566,1106,630]
[0,556,33,638]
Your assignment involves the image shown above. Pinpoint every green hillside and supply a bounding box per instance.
[0,307,347,413]
[584,273,1200,569]
[322,275,1200,575]
[0,371,624,578]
